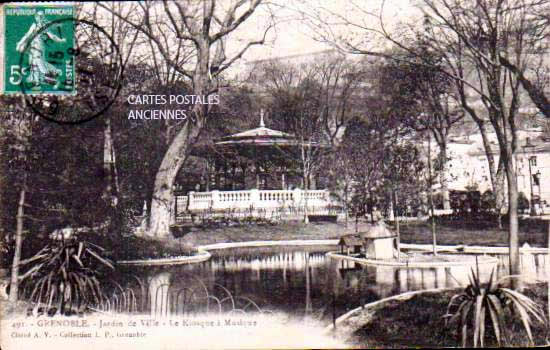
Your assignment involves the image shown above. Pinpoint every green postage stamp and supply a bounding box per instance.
[1,3,75,95]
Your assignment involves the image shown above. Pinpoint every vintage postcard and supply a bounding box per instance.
[1,0,549,349]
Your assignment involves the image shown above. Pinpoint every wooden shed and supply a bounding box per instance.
[338,235,363,255]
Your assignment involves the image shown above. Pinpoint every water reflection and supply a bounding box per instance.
[148,271,171,316]
[116,246,550,321]
[495,252,550,282]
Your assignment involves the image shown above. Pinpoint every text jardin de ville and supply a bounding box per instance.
[126,94,220,120]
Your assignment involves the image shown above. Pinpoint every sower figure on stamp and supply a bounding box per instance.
[16,11,66,89]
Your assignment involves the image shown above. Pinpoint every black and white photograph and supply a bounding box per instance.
[1,0,549,348]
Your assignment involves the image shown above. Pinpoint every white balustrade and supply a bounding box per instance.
[185,189,331,213]
[187,192,213,210]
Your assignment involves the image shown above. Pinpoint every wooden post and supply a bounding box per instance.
[394,189,400,261]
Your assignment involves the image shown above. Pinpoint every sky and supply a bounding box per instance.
[218,0,418,67]
[81,0,420,78]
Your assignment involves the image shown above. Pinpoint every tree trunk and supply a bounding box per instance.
[7,100,31,303]
[301,142,310,224]
[147,32,211,238]
[303,186,310,224]
[344,184,349,228]
[428,135,437,255]
[504,150,520,288]
[495,165,506,229]
[148,122,197,237]
[394,189,400,260]
[103,116,121,232]
[438,141,451,210]
[103,116,116,207]
[476,121,505,227]
[9,181,26,302]
[483,58,520,286]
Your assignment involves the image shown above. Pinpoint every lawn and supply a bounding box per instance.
[180,220,370,246]
[178,216,550,248]
[395,218,550,248]
[93,216,550,261]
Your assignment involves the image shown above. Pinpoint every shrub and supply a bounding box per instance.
[480,190,496,212]
[17,229,114,316]
[444,269,547,347]
[432,212,500,230]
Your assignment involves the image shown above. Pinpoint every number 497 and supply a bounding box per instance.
[9,65,29,85]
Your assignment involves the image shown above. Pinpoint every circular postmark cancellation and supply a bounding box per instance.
[17,18,123,124]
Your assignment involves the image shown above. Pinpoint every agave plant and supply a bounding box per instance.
[444,268,547,347]
[17,229,114,316]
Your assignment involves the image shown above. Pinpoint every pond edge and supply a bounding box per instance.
[116,240,550,266]
[326,251,500,268]
[116,239,338,266]
[117,249,211,266]
[198,239,338,250]
[323,287,461,334]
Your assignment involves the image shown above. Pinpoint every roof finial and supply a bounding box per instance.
[260,109,265,127]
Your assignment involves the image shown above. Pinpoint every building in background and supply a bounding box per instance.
[443,127,550,213]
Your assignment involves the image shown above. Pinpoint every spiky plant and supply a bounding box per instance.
[17,229,114,315]
[444,268,547,347]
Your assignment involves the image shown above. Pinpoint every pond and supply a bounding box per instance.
[110,245,550,323]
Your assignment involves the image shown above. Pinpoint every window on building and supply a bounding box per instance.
[529,156,537,166]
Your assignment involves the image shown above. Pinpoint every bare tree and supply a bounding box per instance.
[305,0,547,282]
[258,61,328,222]
[101,0,276,237]
[419,0,535,280]
[379,51,464,211]
[303,2,508,222]
[498,1,550,118]
[312,54,370,146]
[81,4,141,215]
